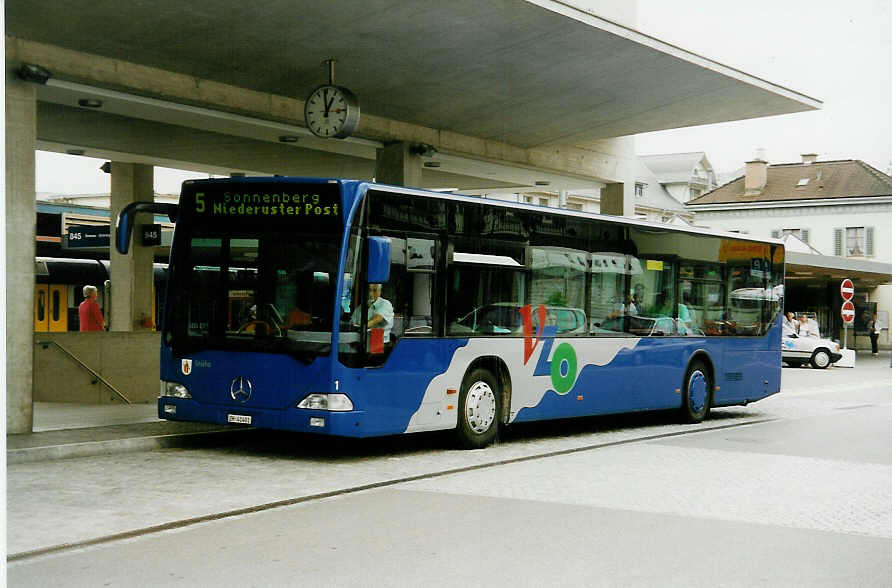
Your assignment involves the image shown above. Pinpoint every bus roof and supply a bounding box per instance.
[353,179,785,247]
[179,176,784,248]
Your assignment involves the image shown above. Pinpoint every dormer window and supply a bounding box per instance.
[796,178,809,187]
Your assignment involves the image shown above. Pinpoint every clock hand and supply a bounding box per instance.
[324,91,335,118]
[321,89,331,117]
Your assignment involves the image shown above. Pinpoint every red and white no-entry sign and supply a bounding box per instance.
[840,278,854,301]
[841,300,855,324]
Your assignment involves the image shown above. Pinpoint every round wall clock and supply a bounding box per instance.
[304,85,360,139]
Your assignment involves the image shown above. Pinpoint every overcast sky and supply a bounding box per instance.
[35,0,892,194]
[636,0,892,174]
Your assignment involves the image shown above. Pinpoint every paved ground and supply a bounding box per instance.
[6,352,892,585]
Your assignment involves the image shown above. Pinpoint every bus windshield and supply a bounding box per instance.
[163,180,346,360]
[167,228,341,359]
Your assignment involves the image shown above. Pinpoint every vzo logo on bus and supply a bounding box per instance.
[519,304,578,395]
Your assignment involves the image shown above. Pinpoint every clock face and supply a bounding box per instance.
[304,85,360,139]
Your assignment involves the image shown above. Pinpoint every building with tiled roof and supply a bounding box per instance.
[632,157,693,224]
[689,157,892,206]
[687,154,892,346]
[640,152,717,203]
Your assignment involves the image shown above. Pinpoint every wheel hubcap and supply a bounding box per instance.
[815,352,829,368]
[465,381,496,434]
[688,370,707,414]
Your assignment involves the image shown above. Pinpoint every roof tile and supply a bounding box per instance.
[688,160,892,205]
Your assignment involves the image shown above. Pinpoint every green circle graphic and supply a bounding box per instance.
[550,342,578,395]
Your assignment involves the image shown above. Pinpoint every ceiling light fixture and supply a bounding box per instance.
[77,98,103,108]
[411,143,438,158]
[66,149,86,156]
[535,180,550,186]
[278,135,299,143]
[17,63,52,84]
[424,161,441,168]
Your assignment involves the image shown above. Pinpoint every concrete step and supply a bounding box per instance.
[8,420,253,464]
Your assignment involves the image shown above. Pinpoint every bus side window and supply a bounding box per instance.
[403,238,435,336]
[529,246,587,336]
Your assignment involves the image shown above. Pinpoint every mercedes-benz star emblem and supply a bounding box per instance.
[230,376,253,403]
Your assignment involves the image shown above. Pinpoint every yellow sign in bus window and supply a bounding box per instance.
[646,259,664,271]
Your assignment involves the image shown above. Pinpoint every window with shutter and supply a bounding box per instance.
[771,229,780,238]
[866,226,874,256]
[846,227,865,256]
[833,228,843,256]
[801,229,810,244]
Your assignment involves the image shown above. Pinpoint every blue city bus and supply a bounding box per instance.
[116,177,784,448]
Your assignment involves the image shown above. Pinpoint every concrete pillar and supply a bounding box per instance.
[110,162,155,332]
[6,70,37,433]
[375,142,423,188]
[601,182,634,217]
[558,190,568,209]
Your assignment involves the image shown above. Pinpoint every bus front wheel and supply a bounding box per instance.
[456,368,500,449]
[681,360,712,423]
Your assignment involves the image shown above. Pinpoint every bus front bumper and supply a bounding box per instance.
[157,398,370,437]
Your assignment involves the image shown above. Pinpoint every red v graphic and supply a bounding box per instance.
[520,304,546,365]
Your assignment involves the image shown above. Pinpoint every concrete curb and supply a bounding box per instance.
[8,428,255,465]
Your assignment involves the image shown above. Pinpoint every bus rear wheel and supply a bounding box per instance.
[681,360,711,423]
[456,368,500,449]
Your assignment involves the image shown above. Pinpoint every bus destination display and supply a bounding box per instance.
[191,184,341,227]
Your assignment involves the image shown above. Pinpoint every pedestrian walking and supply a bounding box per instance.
[866,313,880,356]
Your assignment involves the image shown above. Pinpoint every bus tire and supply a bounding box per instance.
[811,349,832,369]
[456,368,500,449]
[681,360,711,423]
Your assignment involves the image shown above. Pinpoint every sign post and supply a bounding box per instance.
[837,279,857,368]
[840,279,854,349]
[841,300,855,345]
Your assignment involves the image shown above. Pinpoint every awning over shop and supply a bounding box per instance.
[786,252,892,289]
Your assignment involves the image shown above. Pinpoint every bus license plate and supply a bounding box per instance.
[227,414,252,424]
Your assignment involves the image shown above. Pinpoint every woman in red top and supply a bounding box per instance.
[78,285,106,331]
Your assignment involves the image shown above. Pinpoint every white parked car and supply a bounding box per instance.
[782,327,842,369]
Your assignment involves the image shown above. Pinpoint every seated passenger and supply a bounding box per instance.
[798,314,819,337]
[782,311,797,333]
[607,294,638,319]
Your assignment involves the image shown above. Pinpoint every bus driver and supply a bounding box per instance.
[352,283,394,343]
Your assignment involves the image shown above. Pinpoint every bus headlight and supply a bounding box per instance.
[160,380,192,399]
[297,393,353,411]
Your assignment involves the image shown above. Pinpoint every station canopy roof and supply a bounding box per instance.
[786,252,892,289]
[7,0,821,150]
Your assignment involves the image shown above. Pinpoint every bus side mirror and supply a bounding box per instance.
[367,236,391,283]
[115,202,178,254]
